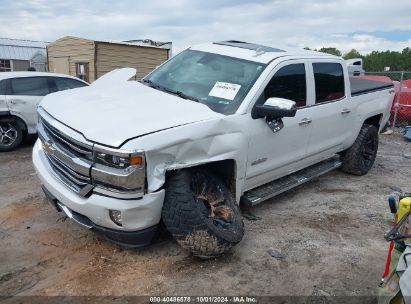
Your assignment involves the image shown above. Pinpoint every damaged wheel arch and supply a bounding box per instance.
[165,159,238,200]
[162,167,244,258]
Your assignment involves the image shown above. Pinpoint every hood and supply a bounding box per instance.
[40,80,223,148]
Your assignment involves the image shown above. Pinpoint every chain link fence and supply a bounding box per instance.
[363,71,411,130]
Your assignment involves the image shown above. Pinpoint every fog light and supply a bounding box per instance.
[109,210,122,226]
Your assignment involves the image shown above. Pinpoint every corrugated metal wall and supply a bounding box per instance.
[0,38,47,61]
[47,37,95,82]
[47,36,170,82]
[96,42,168,80]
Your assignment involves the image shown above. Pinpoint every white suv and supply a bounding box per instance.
[0,72,88,151]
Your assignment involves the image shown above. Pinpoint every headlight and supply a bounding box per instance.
[95,152,143,169]
[91,148,146,199]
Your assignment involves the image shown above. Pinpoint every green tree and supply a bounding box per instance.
[301,46,411,73]
[318,47,342,57]
[363,50,404,71]
[402,47,411,70]
[303,46,311,50]
[343,49,362,59]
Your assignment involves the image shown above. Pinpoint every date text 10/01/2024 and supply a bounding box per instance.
[149,296,258,303]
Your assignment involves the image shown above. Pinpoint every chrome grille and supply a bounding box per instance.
[40,116,92,158]
[37,108,94,197]
[37,107,145,199]
[44,152,94,196]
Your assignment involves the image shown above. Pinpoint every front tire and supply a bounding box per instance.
[162,169,244,259]
[341,124,378,175]
[0,121,23,152]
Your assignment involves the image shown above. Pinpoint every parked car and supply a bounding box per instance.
[345,58,365,76]
[0,72,88,151]
[33,41,394,258]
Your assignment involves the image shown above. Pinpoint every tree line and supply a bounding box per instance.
[304,46,411,72]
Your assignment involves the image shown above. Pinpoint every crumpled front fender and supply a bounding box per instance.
[121,114,249,202]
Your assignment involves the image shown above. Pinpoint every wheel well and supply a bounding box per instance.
[167,159,237,196]
[363,114,382,130]
[0,115,27,135]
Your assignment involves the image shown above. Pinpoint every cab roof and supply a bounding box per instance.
[190,40,339,64]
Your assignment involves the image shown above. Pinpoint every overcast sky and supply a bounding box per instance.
[2,0,411,55]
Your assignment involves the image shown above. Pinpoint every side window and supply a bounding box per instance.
[313,63,345,104]
[67,78,88,88]
[0,80,6,95]
[53,77,88,91]
[264,63,306,107]
[10,77,49,96]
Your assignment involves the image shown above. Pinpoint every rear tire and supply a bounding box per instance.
[0,121,23,152]
[341,124,378,175]
[162,169,244,259]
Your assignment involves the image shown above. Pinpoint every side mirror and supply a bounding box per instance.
[255,97,297,118]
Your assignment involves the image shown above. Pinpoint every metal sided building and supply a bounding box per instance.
[0,38,48,72]
[47,36,172,83]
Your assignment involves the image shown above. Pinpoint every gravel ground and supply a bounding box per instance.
[0,133,410,299]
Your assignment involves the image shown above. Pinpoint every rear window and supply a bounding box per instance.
[313,63,345,103]
[53,77,87,91]
[10,77,49,96]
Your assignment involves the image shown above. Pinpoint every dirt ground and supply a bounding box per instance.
[0,133,410,299]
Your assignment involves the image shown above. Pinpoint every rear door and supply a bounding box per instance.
[303,60,355,160]
[6,77,50,134]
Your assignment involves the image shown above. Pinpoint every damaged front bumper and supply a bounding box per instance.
[33,140,165,247]
[42,186,160,247]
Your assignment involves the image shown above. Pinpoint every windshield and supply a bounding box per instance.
[143,50,266,115]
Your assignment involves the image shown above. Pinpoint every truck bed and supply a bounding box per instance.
[350,77,393,97]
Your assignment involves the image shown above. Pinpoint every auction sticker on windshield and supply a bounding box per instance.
[209,82,241,100]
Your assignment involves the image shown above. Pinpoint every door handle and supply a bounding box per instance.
[298,118,312,126]
[341,109,351,114]
[9,99,25,105]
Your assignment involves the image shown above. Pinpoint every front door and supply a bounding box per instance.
[244,61,313,190]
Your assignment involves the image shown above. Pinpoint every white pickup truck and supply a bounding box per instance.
[33,41,394,258]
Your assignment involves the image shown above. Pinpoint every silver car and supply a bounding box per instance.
[0,72,88,151]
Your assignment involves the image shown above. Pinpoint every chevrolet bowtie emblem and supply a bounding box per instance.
[43,142,55,155]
